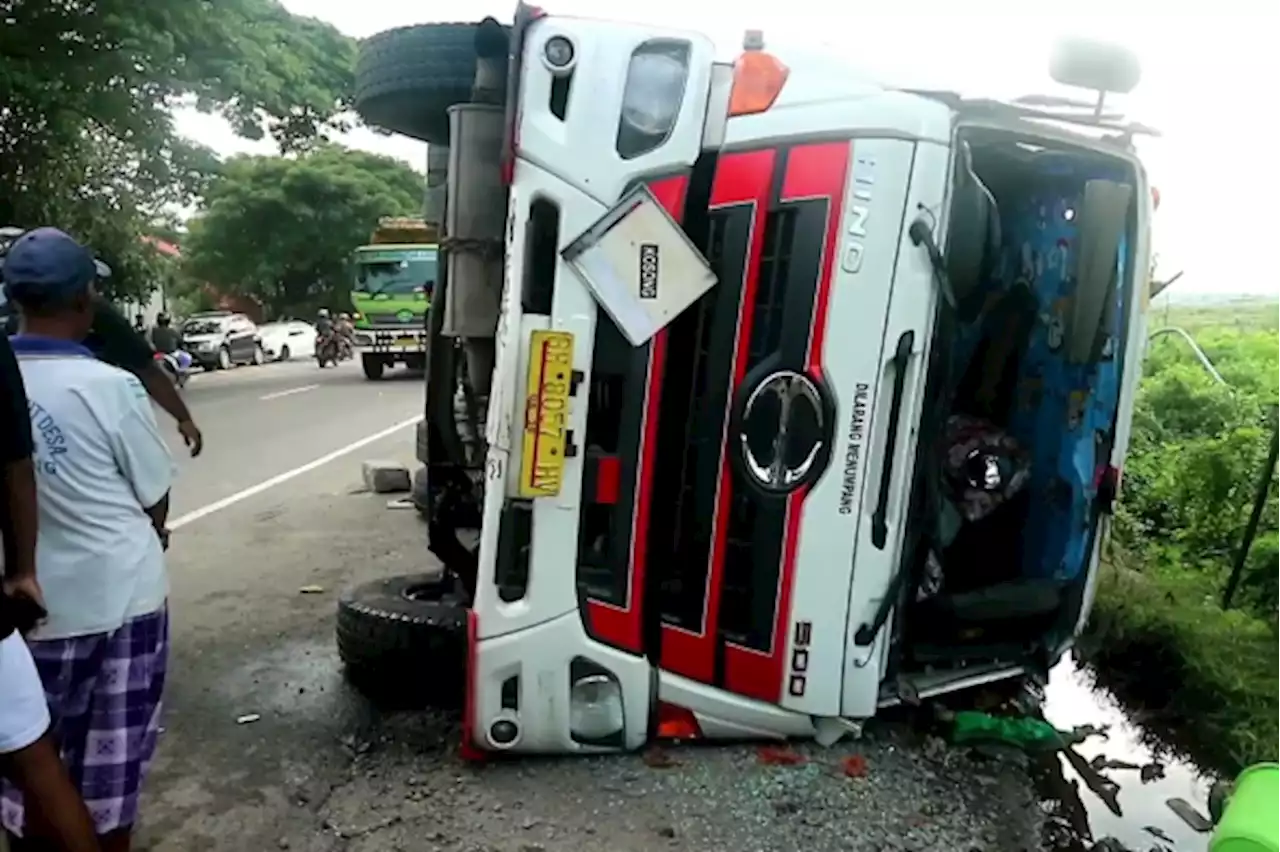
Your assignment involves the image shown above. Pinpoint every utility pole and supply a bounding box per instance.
[1222,407,1280,610]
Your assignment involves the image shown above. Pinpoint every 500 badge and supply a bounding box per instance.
[787,620,813,698]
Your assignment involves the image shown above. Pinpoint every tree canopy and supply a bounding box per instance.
[0,0,356,299]
[180,146,423,318]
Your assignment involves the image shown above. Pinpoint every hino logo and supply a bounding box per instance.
[839,156,876,275]
[739,370,825,494]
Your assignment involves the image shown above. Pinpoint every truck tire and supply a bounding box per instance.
[336,574,467,708]
[361,354,385,380]
[355,23,501,145]
[411,465,431,518]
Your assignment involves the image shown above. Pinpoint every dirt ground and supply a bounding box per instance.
[69,441,1046,851]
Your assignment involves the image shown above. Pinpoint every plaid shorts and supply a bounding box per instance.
[1,605,168,837]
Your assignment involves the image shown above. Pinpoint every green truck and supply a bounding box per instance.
[350,217,438,380]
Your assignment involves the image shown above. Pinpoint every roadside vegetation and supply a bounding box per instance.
[1,0,354,302]
[177,146,425,318]
[1082,295,1279,776]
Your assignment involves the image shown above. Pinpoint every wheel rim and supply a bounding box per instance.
[218,349,230,369]
[253,346,263,365]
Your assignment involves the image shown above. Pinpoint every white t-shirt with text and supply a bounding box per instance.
[14,337,174,640]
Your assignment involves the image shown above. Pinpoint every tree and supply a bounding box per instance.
[0,0,356,300]
[181,146,423,318]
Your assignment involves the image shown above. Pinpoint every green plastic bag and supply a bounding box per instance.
[950,710,1064,753]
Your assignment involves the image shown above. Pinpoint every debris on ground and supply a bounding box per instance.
[642,747,680,769]
[840,754,869,779]
[757,746,807,766]
[1165,797,1213,833]
[1207,780,1233,824]
[1089,755,1142,773]
[1060,743,1123,817]
[236,713,262,724]
[1138,761,1166,783]
[360,459,411,493]
[297,585,325,594]
[385,497,416,510]
[1090,838,1134,851]
[950,709,1064,754]
[1069,723,1111,742]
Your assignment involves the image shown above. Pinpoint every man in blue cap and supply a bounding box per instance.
[1,306,101,850]
[0,228,173,852]
[0,229,203,457]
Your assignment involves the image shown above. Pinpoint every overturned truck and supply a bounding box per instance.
[338,8,1158,756]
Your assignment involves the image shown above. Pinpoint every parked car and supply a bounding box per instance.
[181,311,264,370]
[257,320,317,362]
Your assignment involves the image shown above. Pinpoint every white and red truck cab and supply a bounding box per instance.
[342,7,1156,757]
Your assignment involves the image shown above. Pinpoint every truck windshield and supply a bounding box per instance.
[355,254,437,296]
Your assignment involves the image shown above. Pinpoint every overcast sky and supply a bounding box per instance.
[173,1,1280,296]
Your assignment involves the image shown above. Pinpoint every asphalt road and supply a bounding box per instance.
[163,359,426,519]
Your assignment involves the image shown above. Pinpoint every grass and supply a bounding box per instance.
[1079,554,1279,777]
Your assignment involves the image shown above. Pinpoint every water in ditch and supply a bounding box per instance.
[1038,654,1222,852]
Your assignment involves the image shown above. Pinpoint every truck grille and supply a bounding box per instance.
[364,313,415,326]
[575,143,849,701]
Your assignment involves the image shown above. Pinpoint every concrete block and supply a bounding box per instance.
[362,459,412,494]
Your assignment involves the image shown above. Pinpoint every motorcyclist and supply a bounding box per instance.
[315,308,334,338]
[334,312,354,358]
[149,312,181,355]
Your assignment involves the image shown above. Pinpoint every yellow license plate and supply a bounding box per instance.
[395,336,418,348]
[518,330,574,498]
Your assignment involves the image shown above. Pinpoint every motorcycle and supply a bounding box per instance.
[154,349,193,388]
[316,332,340,368]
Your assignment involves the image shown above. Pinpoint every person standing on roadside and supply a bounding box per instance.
[1,308,102,852]
[1,240,204,457]
[0,228,174,852]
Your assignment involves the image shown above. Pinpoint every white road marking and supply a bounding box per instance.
[169,414,424,530]
[259,384,319,401]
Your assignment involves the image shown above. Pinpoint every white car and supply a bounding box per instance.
[257,320,317,362]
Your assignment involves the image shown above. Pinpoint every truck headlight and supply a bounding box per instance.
[543,35,575,72]
[617,41,690,159]
[569,674,624,741]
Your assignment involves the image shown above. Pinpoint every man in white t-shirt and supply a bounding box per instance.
[0,228,174,852]
[2,323,101,852]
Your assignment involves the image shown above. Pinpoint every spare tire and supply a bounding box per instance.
[355,23,488,145]
[336,573,467,708]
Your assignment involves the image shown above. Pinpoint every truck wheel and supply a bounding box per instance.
[355,23,503,145]
[361,354,386,380]
[336,574,467,708]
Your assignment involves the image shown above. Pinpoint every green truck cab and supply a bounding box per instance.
[350,217,438,380]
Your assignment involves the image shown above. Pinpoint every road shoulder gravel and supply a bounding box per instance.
[137,449,1044,851]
